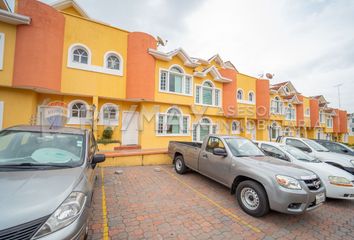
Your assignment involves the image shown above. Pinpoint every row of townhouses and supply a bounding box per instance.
[0,0,352,151]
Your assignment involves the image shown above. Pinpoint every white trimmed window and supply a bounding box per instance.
[0,33,4,70]
[237,89,243,100]
[192,118,217,142]
[285,104,296,120]
[195,80,221,107]
[271,97,283,114]
[305,108,310,117]
[319,110,325,123]
[248,91,255,103]
[284,127,291,137]
[99,103,119,126]
[105,53,120,70]
[68,100,90,124]
[159,66,192,95]
[71,46,90,64]
[326,117,333,128]
[270,122,281,140]
[231,120,240,134]
[156,107,190,136]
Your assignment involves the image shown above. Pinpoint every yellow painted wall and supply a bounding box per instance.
[236,73,257,119]
[0,22,16,87]
[60,13,128,99]
[0,87,37,128]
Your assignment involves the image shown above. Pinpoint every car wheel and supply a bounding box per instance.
[236,180,269,217]
[174,155,187,174]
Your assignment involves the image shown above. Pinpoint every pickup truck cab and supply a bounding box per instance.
[168,135,325,217]
[280,137,354,175]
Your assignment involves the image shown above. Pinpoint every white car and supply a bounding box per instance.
[280,137,354,175]
[256,141,354,200]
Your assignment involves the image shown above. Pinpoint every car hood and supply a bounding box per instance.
[314,151,354,167]
[293,161,354,182]
[0,167,84,230]
[239,156,315,179]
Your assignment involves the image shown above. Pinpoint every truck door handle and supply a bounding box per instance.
[202,154,208,158]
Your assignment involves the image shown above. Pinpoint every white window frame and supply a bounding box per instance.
[326,117,333,128]
[270,122,281,140]
[319,110,325,123]
[103,51,123,75]
[271,97,283,115]
[159,65,193,96]
[237,88,243,101]
[155,107,190,136]
[99,103,119,126]
[67,100,90,125]
[0,33,4,70]
[304,108,310,117]
[231,120,240,134]
[285,104,296,120]
[192,117,217,142]
[195,80,222,107]
[67,43,123,76]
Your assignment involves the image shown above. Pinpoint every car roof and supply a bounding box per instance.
[2,125,87,135]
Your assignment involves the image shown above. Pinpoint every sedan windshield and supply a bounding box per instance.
[303,139,329,152]
[0,130,84,168]
[225,138,265,157]
[281,145,320,162]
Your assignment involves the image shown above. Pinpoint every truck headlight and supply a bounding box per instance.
[328,176,353,187]
[276,175,302,190]
[33,192,87,239]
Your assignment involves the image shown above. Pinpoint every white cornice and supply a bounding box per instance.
[148,48,200,68]
[0,9,30,25]
[193,65,232,83]
[51,0,90,18]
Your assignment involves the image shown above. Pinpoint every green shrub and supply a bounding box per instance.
[97,139,121,145]
[102,127,113,140]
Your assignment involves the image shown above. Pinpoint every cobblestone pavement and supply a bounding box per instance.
[88,165,354,240]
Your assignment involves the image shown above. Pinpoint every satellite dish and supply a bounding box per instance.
[157,36,167,47]
[266,73,274,79]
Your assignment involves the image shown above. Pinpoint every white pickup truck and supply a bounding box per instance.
[168,135,326,217]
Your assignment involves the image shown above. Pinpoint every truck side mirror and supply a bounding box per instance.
[92,154,106,164]
[213,148,227,157]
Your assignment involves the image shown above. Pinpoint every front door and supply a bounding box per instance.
[122,111,139,145]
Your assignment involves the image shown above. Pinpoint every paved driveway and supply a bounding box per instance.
[88,165,354,240]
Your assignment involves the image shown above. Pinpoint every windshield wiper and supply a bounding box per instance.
[0,163,74,168]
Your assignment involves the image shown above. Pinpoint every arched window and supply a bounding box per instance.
[284,127,290,136]
[285,104,296,120]
[195,80,221,106]
[237,89,243,100]
[70,45,90,64]
[192,117,217,142]
[106,54,120,70]
[100,103,119,126]
[248,91,255,102]
[71,102,87,118]
[159,65,192,95]
[156,107,189,135]
[231,120,240,134]
[270,122,281,140]
[271,96,283,114]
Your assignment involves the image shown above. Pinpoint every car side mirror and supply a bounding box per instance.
[213,148,227,157]
[299,147,312,153]
[92,154,106,165]
[342,149,348,153]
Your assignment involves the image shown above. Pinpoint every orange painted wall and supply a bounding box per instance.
[13,0,65,92]
[339,110,347,133]
[296,95,304,125]
[333,109,340,133]
[126,32,156,100]
[220,68,237,116]
[256,79,270,120]
[309,99,319,127]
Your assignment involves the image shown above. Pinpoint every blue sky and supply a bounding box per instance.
[27,0,354,112]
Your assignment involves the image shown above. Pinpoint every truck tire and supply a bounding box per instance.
[236,180,269,217]
[174,155,187,174]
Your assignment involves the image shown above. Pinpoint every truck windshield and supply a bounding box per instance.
[0,130,85,168]
[281,145,320,162]
[225,138,265,157]
[303,139,329,152]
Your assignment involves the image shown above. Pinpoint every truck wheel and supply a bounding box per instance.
[236,180,269,217]
[174,155,187,174]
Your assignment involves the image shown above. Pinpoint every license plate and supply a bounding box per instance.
[316,193,325,204]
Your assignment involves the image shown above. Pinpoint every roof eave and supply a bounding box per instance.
[0,9,30,25]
